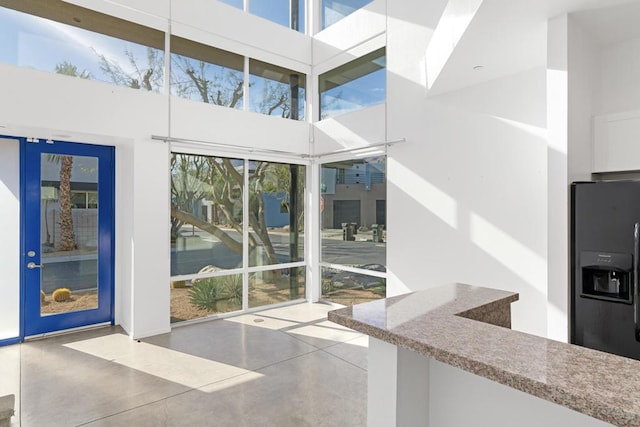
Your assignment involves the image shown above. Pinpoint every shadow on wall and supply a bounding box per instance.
[385,63,551,337]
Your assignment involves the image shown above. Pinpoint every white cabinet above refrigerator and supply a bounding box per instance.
[593,110,640,173]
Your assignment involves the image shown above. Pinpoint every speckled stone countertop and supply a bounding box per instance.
[327,283,640,427]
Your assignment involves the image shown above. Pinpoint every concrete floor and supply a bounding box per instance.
[0,303,368,426]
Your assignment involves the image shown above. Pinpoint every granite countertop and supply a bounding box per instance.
[328,283,640,427]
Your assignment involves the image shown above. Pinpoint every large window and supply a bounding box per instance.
[0,1,165,91]
[0,2,308,121]
[171,153,244,275]
[170,153,306,322]
[320,156,386,305]
[171,36,245,109]
[249,59,306,119]
[322,0,373,29]
[221,0,305,33]
[170,37,306,120]
[319,48,386,119]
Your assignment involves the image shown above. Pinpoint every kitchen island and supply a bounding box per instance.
[328,283,640,427]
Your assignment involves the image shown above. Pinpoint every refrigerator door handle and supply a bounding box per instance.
[635,223,640,341]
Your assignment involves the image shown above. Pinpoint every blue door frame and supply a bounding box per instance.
[21,138,115,337]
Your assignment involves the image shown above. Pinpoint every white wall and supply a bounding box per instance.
[170,97,310,154]
[598,37,640,115]
[312,104,386,154]
[0,138,20,341]
[546,15,570,343]
[568,17,597,183]
[385,0,549,337]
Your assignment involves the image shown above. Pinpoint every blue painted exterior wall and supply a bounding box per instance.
[263,192,290,228]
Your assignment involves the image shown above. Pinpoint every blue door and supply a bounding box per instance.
[23,139,114,336]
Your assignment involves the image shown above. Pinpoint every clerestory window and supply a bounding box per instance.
[318,47,386,120]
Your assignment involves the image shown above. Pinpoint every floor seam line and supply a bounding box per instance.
[249,347,322,373]
[74,369,260,426]
[320,347,368,372]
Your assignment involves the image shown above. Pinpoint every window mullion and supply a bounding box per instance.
[242,158,250,310]
[243,56,250,112]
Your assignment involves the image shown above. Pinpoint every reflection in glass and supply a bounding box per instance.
[321,156,386,269]
[248,161,305,267]
[171,273,243,322]
[219,0,243,9]
[321,267,385,305]
[322,0,373,29]
[319,48,385,119]
[249,267,305,308]
[0,2,165,91]
[249,0,290,28]
[170,36,244,109]
[249,59,306,120]
[220,0,305,33]
[170,153,244,275]
[40,154,99,315]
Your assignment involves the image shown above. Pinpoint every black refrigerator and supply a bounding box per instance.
[571,180,640,360]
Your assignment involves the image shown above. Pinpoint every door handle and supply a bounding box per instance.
[27,262,41,269]
[634,223,640,341]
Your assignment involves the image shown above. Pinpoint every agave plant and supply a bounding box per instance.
[189,278,224,311]
[221,275,243,306]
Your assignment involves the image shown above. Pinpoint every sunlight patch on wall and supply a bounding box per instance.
[426,0,484,90]
[389,159,458,229]
[313,111,382,152]
[469,212,545,292]
[547,68,568,154]
[64,334,263,389]
[492,116,547,141]
[387,17,433,88]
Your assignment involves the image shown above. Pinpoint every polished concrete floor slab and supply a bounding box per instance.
[4,302,368,426]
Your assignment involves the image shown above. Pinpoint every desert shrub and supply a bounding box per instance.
[221,275,242,306]
[369,283,386,297]
[52,288,72,302]
[321,279,335,295]
[189,278,223,311]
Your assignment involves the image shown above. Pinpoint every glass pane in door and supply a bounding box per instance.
[40,154,99,315]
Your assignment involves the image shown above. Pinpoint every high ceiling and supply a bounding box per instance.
[427,0,640,96]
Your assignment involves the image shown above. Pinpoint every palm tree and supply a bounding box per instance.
[45,155,76,251]
[58,155,75,251]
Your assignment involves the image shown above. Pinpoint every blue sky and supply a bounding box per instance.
[220,0,305,33]
[0,7,158,86]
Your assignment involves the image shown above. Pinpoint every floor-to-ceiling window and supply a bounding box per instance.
[320,156,386,305]
[170,153,306,322]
